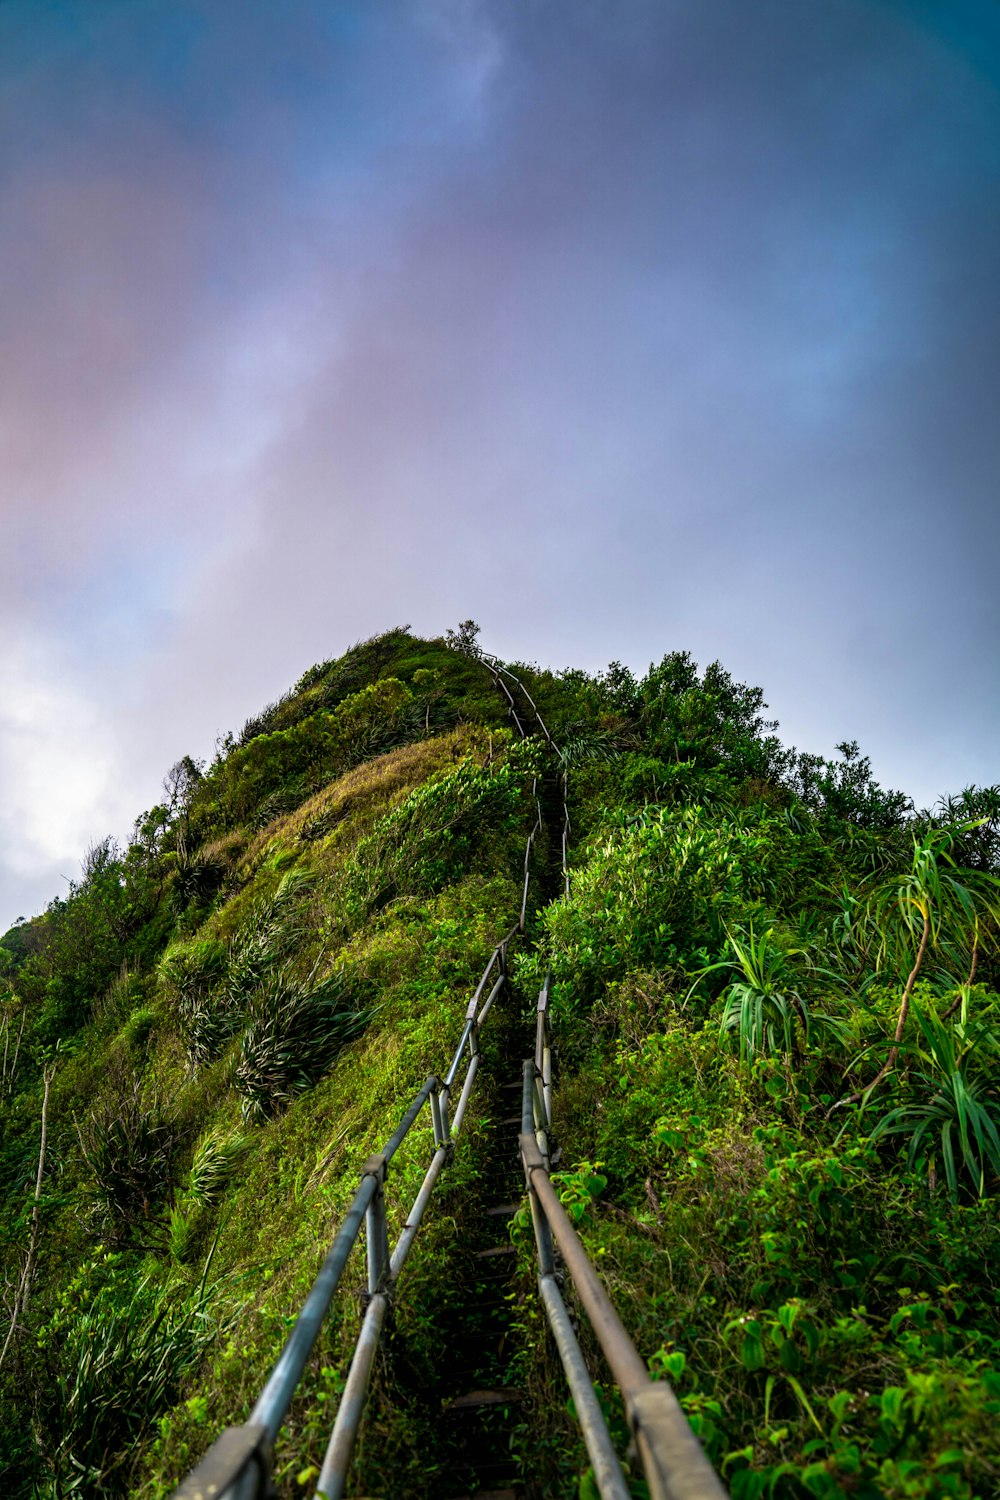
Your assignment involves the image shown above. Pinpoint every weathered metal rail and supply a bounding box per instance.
[494,663,728,1500]
[172,927,516,1500]
[521,1016,728,1500]
[480,652,571,902]
[172,653,727,1500]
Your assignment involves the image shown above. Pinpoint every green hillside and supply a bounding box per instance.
[1,626,998,1499]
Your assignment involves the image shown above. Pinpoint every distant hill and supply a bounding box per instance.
[1,626,998,1498]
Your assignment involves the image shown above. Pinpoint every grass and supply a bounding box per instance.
[5,632,999,1500]
[133,867,523,1496]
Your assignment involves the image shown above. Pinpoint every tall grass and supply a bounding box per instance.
[36,1265,225,1496]
[233,964,371,1122]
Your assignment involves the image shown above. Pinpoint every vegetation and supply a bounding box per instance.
[0,626,997,1499]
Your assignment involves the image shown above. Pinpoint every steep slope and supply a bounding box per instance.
[1,628,998,1500]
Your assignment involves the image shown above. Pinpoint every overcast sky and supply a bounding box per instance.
[1,0,998,931]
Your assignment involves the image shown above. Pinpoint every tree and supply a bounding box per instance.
[790,741,912,830]
[638,651,787,782]
[162,756,205,822]
[445,619,481,657]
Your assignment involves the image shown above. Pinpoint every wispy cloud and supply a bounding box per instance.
[1,0,998,929]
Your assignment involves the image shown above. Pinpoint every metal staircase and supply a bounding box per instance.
[170,657,727,1500]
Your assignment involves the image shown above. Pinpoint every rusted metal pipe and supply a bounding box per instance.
[315,1291,390,1500]
[519,1133,726,1500]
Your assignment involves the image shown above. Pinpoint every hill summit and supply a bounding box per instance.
[1,626,998,1498]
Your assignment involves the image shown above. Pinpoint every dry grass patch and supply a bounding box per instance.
[237,726,492,880]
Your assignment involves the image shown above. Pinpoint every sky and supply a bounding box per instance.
[1,0,998,931]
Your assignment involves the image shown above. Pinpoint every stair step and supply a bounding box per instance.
[500,1115,522,1125]
[473,1245,517,1259]
[447,1387,523,1410]
[450,1491,519,1499]
[484,1203,519,1218]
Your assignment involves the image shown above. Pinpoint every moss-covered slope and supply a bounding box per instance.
[1,628,998,1500]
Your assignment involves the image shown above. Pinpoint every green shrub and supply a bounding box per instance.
[118,1005,159,1056]
[160,870,319,1068]
[233,965,372,1122]
[340,745,534,925]
[35,1255,224,1495]
[158,938,230,1066]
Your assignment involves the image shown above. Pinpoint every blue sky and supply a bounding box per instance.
[1,0,998,929]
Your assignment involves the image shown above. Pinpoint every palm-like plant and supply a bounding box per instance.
[716,925,807,1062]
[700,923,853,1065]
[869,1003,1000,1198]
[847,824,1000,1101]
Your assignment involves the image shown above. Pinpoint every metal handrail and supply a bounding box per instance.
[172,921,519,1500]
[520,1031,728,1500]
[487,659,727,1500]
[479,652,571,900]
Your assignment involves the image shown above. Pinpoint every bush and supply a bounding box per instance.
[160,869,318,1069]
[340,745,534,925]
[187,1127,250,1207]
[77,1075,178,1240]
[233,965,372,1122]
[35,1255,224,1495]
[158,938,230,1067]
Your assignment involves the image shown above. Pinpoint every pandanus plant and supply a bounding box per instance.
[716,925,808,1062]
[845,822,1000,1104]
[702,923,850,1065]
[870,1003,1000,1198]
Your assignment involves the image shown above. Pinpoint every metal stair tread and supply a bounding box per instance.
[446,1387,524,1410]
[448,1491,519,1499]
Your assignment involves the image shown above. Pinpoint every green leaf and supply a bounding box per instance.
[879,1386,906,1425]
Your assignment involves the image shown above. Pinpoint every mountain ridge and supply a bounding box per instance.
[1,625,998,1499]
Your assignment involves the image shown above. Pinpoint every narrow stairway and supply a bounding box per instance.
[431,1011,531,1500]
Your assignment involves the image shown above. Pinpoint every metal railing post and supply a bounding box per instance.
[522,1061,555,1279]
[363,1155,389,1296]
[519,1132,727,1500]
[430,1079,451,1152]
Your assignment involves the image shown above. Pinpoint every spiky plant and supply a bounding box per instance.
[556,725,623,768]
[869,1003,1000,1198]
[160,869,318,1068]
[76,1079,177,1240]
[224,866,317,1010]
[187,1128,249,1207]
[233,963,371,1122]
[37,1268,222,1494]
[849,823,1000,1099]
[698,924,850,1065]
[714,924,809,1063]
[158,938,230,1067]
